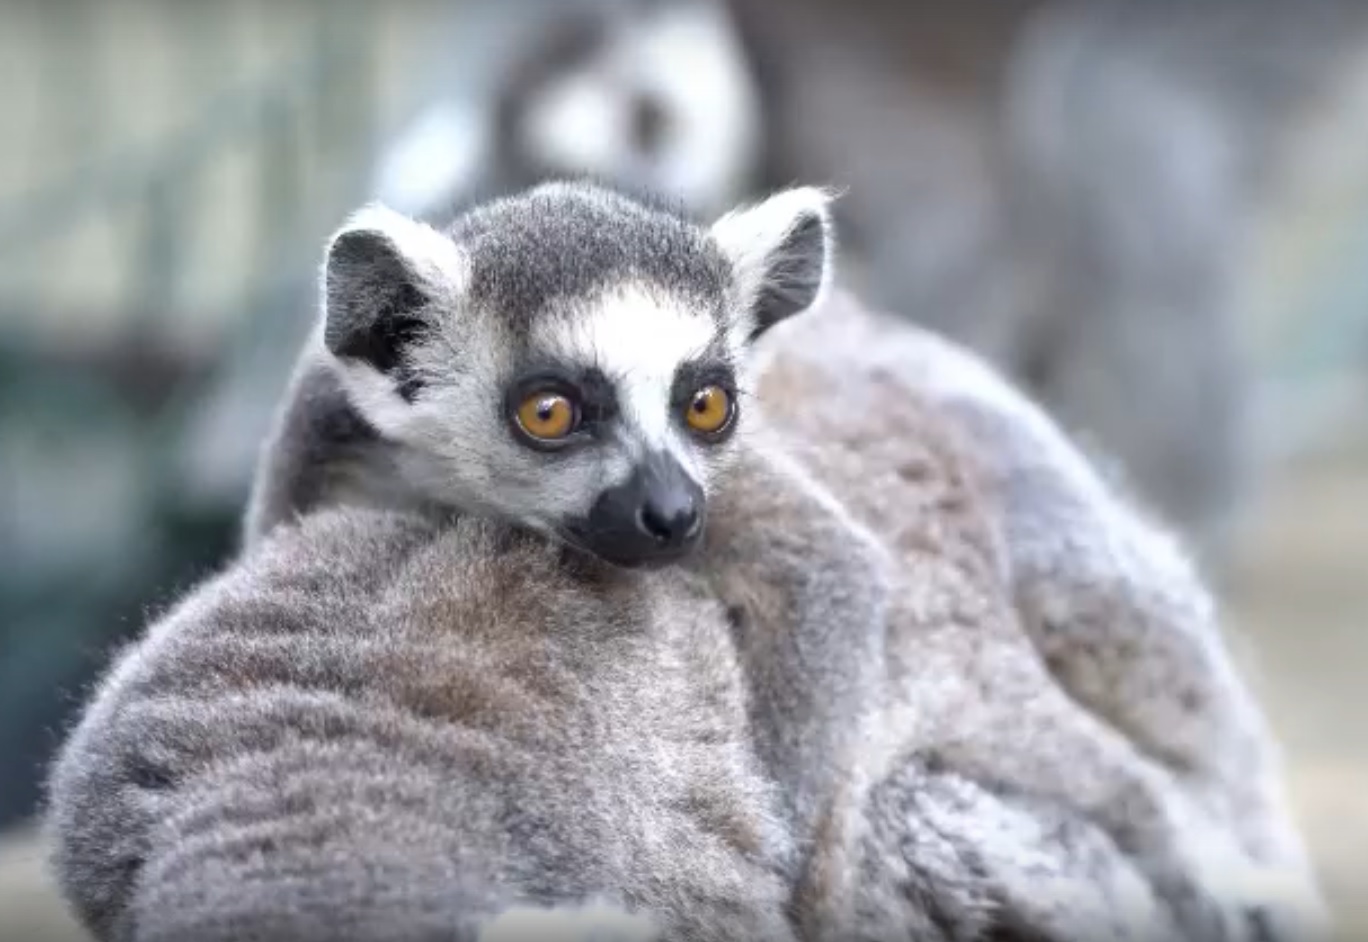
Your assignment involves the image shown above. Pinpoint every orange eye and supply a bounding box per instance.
[685,385,734,437]
[516,392,578,441]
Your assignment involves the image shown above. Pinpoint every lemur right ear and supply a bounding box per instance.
[321,204,465,401]
[710,187,835,344]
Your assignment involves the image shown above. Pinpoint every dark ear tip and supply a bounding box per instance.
[789,208,830,259]
[744,202,832,342]
[321,225,431,385]
[326,228,390,271]
[774,206,831,290]
[795,206,829,235]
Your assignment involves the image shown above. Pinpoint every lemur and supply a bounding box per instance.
[243,182,895,854]
[47,292,1326,940]
[236,182,1326,942]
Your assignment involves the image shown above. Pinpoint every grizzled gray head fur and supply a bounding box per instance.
[319,180,833,567]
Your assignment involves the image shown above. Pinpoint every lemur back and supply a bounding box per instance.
[49,490,1251,942]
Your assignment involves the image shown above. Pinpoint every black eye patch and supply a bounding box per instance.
[573,366,620,426]
[671,361,738,410]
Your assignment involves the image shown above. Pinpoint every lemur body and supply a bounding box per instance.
[50,507,799,942]
[48,284,1328,940]
[236,183,1324,941]
[46,501,1197,942]
[47,287,1329,939]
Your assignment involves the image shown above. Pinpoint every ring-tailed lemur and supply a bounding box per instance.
[48,207,1325,940]
[252,180,1196,938]
[46,296,1326,942]
[246,181,894,852]
[246,182,1248,937]
[239,183,1326,942]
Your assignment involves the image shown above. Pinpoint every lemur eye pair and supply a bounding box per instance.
[512,384,736,445]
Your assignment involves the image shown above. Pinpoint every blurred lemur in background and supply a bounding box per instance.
[375,0,1368,569]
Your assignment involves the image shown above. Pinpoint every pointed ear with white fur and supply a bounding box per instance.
[321,203,465,401]
[709,187,834,343]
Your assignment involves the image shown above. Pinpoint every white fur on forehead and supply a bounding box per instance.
[324,202,466,291]
[709,186,835,340]
[532,282,717,467]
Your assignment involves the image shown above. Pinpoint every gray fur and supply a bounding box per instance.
[754,292,1329,942]
[242,184,1323,939]
[46,509,797,942]
[50,185,1326,940]
[842,757,1181,942]
[245,183,888,866]
[450,183,730,335]
[244,354,428,536]
[48,502,1203,942]
[701,433,892,844]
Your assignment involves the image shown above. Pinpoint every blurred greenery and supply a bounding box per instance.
[0,2,385,827]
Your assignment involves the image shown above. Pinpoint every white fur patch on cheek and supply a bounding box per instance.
[329,349,487,475]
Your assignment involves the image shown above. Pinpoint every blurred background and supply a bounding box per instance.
[0,1,1364,938]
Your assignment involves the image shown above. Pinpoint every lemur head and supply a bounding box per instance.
[320,181,832,568]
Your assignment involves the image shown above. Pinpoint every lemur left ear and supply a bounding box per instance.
[321,203,466,401]
[709,187,834,343]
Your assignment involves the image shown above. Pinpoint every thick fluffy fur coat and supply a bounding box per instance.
[47,291,1327,941]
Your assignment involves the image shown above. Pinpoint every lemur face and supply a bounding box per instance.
[321,182,831,568]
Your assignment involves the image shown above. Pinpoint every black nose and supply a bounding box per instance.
[638,490,700,546]
[566,453,706,568]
